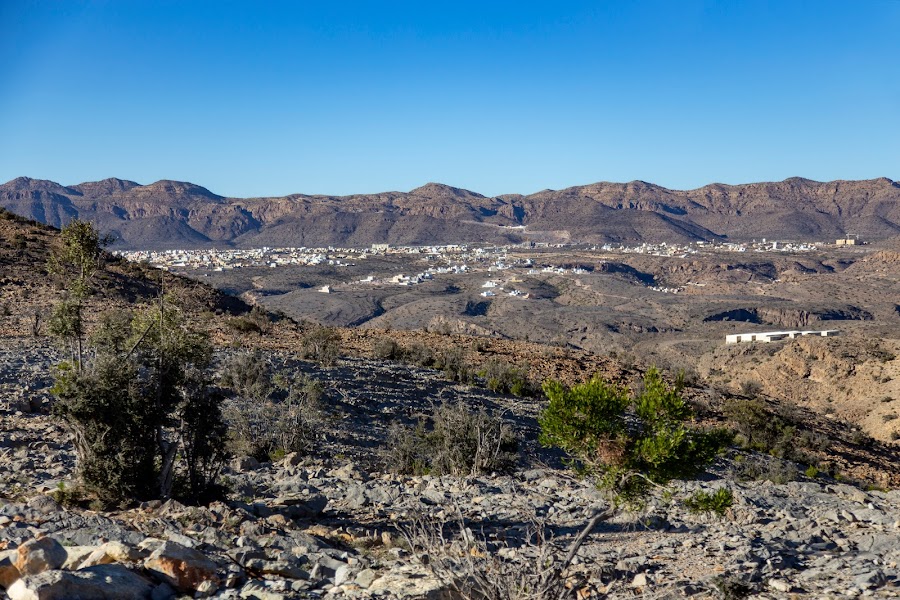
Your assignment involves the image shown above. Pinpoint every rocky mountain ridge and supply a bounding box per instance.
[2,176,898,249]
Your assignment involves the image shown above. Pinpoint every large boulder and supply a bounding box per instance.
[6,564,153,600]
[143,541,219,593]
[15,537,67,576]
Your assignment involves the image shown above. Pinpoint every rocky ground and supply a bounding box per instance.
[4,340,900,599]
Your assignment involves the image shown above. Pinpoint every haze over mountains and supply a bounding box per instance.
[1,176,899,249]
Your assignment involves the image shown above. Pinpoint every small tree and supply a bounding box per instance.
[47,219,112,366]
[539,368,730,503]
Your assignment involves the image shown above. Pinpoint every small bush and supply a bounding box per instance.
[49,482,82,508]
[372,337,404,360]
[219,351,272,401]
[402,342,432,367]
[300,326,341,366]
[480,360,534,397]
[384,400,518,476]
[402,513,579,600]
[712,574,755,599]
[805,465,819,478]
[850,429,873,446]
[740,379,763,397]
[384,421,431,475]
[227,307,271,335]
[723,398,829,462]
[225,371,324,462]
[684,487,734,516]
[433,347,475,384]
[735,455,797,484]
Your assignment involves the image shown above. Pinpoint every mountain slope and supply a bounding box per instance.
[2,176,898,249]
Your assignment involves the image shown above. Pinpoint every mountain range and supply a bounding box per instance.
[1,176,898,249]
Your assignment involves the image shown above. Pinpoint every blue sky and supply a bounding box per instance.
[1,1,898,197]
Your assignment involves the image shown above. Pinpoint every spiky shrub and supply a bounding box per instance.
[539,368,731,503]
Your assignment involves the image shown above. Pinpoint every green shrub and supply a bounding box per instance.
[384,400,518,476]
[384,421,431,476]
[49,482,83,508]
[684,487,734,516]
[539,368,731,503]
[724,398,830,464]
[724,398,790,454]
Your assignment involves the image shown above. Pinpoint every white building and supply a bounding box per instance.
[725,330,840,344]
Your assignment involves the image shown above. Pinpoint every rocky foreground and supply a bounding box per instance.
[3,343,900,599]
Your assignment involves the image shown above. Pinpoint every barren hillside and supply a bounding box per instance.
[2,176,899,249]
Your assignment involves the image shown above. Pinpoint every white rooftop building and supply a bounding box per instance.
[725,330,840,344]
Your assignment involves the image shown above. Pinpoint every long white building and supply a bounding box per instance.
[725,330,840,344]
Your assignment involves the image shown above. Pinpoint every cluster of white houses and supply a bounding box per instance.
[725,330,840,344]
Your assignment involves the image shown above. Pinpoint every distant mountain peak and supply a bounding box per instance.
[409,182,484,198]
[71,178,141,195]
[2,176,73,193]
[137,180,223,199]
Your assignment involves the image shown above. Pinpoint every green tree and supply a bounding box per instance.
[539,368,730,503]
[52,299,228,504]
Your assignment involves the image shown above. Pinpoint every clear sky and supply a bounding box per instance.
[1,1,898,197]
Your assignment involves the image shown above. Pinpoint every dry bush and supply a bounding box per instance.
[433,346,475,384]
[384,400,518,476]
[227,306,271,335]
[372,336,404,360]
[222,354,325,461]
[480,359,534,397]
[300,325,341,366]
[406,342,435,367]
[400,507,613,600]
